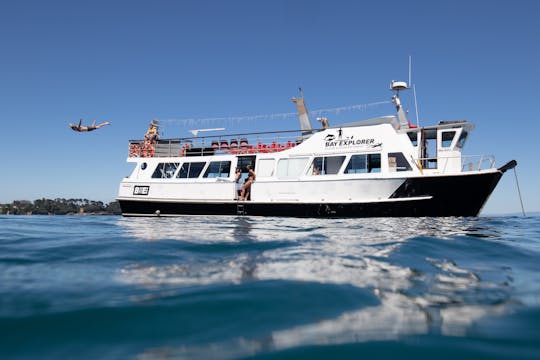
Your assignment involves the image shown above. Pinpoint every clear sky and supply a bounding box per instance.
[1,0,538,214]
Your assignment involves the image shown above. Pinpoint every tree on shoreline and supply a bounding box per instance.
[0,198,121,215]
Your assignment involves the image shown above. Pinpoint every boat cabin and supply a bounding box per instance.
[122,115,494,204]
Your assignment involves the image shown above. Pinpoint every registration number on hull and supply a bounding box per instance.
[133,185,150,195]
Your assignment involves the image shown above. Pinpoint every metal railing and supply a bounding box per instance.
[128,129,315,158]
[413,155,496,173]
[460,155,496,172]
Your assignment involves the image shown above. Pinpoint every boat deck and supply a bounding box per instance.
[128,129,313,158]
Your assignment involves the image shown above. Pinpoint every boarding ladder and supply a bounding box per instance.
[236,201,246,216]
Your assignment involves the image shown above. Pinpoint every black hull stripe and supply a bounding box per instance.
[119,171,503,218]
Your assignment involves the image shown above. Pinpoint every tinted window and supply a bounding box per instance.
[441,131,456,148]
[177,162,205,178]
[388,152,412,171]
[345,154,381,174]
[370,154,381,172]
[407,132,419,146]
[310,156,346,175]
[152,163,179,178]
[203,161,231,178]
[456,131,468,148]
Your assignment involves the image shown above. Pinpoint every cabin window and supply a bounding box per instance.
[422,131,438,169]
[441,131,456,148]
[257,159,275,177]
[177,162,205,178]
[309,156,346,175]
[152,163,179,178]
[344,154,381,174]
[141,162,147,170]
[203,161,231,178]
[277,157,308,177]
[388,152,412,172]
[456,131,468,148]
[407,132,418,146]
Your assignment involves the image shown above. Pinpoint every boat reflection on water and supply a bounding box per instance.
[117,216,512,358]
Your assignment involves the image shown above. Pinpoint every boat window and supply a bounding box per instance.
[257,159,275,177]
[152,163,180,178]
[237,156,256,172]
[388,152,412,172]
[203,161,231,178]
[456,131,468,148]
[407,132,418,146]
[309,156,346,175]
[177,162,206,178]
[141,162,147,170]
[277,158,308,177]
[441,131,456,148]
[344,154,381,174]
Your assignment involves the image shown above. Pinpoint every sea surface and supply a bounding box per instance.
[1,215,539,359]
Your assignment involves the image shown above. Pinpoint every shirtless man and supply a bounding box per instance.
[69,119,110,132]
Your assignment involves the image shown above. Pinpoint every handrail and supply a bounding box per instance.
[412,155,496,172]
[128,128,316,158]
[460,154,496,171]
[128,128,316,144]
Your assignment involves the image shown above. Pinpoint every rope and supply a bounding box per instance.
[513,167,526,216]
[159,100,391,127]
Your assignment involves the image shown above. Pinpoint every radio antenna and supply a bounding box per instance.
[408,55,412,86]
[409,55,421,127]
[413,84,420,127]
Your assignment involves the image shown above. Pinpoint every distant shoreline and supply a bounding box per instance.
[0,198,121,215]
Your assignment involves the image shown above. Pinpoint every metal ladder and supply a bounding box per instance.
[236,201,245,216]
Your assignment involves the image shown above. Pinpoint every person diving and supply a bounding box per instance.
[69,119,110,132]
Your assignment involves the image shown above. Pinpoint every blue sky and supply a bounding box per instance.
[0,0,538,214]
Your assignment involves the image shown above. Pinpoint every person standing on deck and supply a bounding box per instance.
[239,164,256,200]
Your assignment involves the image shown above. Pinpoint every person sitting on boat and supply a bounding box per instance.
[69,119,110,132]
[144,120,160,143]
[240,164,256,201]
[313,167,321,175]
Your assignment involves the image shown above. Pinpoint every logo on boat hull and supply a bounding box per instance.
[324,132,381,149]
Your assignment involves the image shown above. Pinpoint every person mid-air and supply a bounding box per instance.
[69,119,110,132]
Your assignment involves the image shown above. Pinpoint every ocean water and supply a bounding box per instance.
[1,215,539,359]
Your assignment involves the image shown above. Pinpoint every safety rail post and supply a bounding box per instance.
[441,157,448,173]
[477,155,482,171]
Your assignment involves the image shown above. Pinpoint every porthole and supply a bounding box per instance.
[141,162,147,170]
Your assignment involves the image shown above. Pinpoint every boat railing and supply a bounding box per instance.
[127,129,314,158]
[413,155,496,173]
[460,155,496,172]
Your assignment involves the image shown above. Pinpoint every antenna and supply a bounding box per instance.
[408,55,421,127]
[408,55,412,87]
[413,84,420,127]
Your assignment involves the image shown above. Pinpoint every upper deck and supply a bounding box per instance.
[128,128,317,158]
[127,116,403,158]
[125,116,496,175]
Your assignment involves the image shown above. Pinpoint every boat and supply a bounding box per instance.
[117,80,516,217]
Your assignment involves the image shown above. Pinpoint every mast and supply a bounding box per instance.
[291,88,313,135]
[390,80,410,129]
